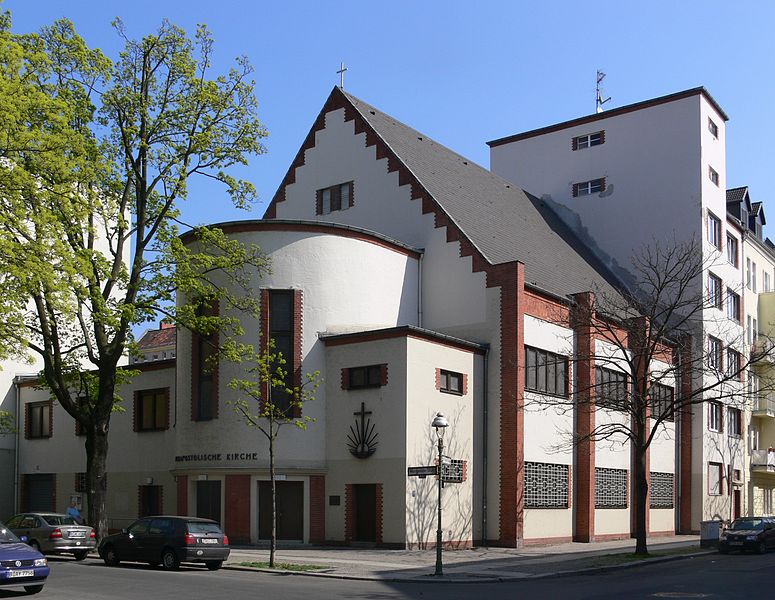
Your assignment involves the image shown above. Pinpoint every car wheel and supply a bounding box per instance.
[759,541,767,554]
[205,560,223,571]
[102,545,120,567]
[161,548,180,571]
[29,540,41,552]
[24,585,44,595]
[73,550,89,561]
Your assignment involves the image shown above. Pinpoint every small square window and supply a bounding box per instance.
[709,166,719,186]
[439,369,464,395]
[708,118,719,138]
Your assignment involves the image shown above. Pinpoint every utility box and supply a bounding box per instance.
[700,520,723,548]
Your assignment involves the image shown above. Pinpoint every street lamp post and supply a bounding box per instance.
[432,412,448,577]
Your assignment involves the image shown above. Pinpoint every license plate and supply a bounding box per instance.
[730,541,744,546]
[69,531,86,538]
[200,539,218,544]
[9,570,34,578]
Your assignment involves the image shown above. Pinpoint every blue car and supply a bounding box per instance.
[0,522,49,595]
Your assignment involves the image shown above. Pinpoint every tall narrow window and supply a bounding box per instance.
[264,290,300,415]
[726,234,738,267]
[135,389,169,431]
[26,402,52,439]
[595,367,629,411]
[708,462,723,495]
[708,336,723,370]
[707,212,721,250]
[192,302,218,421]
[726,348,741,379]
[650,383,675,422]
[708,118,719,138]
[747,258,752,289]
[752,262,758,293]
[708,402,723,432]
[726,289,740,322]
[708,273,722,309]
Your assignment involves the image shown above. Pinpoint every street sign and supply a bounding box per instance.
[408,465,438,478]
[441,459,467,483]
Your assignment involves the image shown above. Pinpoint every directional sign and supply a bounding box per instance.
[408,465,438,477]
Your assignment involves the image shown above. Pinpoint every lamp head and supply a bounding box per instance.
[432,412,448,436]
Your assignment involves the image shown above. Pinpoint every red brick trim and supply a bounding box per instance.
[678,338,693,534]
[593,532,633,542]
[310,475,326,543]
[259,289,270,406]
[572,291,596,543]
[435,368,442,391]
[344,484,353,543]
[487,87,728,148]
[176,476,188,515]
[380,364,388,386]
[340,368,350,390]
[137,484,164,518]
[647,529,677,537]
[322,326,486,355]
[524,536,574,546]
[225,475,251,544]
[375,483,383,546]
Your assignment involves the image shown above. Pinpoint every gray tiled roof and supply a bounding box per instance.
[726,186,748,205]
[341,90,625,301]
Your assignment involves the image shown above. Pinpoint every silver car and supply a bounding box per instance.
[6,513,95,560]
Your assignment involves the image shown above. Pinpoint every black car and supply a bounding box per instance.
[98,516,229,571]
[719,517,775,554]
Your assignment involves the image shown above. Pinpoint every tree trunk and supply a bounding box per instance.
[85,427,109,541]
[633,444,649,555]
[269,430,276,568]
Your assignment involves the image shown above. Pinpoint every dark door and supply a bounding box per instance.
[733,489,741,520]
[196,481,222,523]
[258,481,304,540]
[25,474,55,512]
[353,484,377,542]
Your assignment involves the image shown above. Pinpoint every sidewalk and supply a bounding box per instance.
[225,535,713,583]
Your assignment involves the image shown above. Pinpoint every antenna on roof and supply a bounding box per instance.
[596,70,611,113]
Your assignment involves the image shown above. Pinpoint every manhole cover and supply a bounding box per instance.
[651,594,711,598]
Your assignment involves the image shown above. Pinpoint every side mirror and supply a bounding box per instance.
[19,535,28,543]
[121,528,128,535]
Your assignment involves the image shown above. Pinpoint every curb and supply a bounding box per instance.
[223,548,716,584]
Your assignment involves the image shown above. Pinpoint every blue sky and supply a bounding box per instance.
[6,1,775,228]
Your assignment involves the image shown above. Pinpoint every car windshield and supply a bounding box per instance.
[187,522,222,534]
[41,515,78,526]
[0,526,21,544]
[730,518,766,530]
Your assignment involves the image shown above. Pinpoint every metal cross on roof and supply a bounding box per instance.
[337,62,348,88]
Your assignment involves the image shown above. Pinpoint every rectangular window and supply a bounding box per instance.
[748,315,753,345]
[708,273,722,309]
[707,212,721,249]
[708,118,719,138]
[139,485,162,518]
[726,289,740,322]
[26,402,51,439]
[525,346,568,397]
[439,369,464,395]
[595,367,628,411]
[728,407,742,437]
[572,178,606,197]
[754,318,758,343]
[572,131,604,150]
[524,462,570,508]
[650,383,675,422]
[75,473,86,493]
[726,348,742,380]
[595,467,628,508]
[708,401,723,432]
[708,462,723,496]
[193,302,218,422]
[708,336,723,370]
[317,181,354,215]
[747,258,752,289]
[346,365,385,389]
[766,271,772,293]
[726,234,738,267]
[136,389,169,431]
[753,262,758,293]
[709,166,719,186]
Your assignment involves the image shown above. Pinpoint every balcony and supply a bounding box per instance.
[751,449,775,473]
[753,394,775,419]
[751,337,775,365]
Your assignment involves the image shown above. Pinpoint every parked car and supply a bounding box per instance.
[0,521,49,595]
[6,513,95,560]
[99,516,230,571]
[719,517,775,554]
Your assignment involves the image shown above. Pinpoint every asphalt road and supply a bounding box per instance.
[1,551,771,600]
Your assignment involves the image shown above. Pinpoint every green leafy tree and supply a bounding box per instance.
[0,13,268,538]
[229,346,320,568]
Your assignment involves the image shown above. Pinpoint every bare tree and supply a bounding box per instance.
[526,238,774,555]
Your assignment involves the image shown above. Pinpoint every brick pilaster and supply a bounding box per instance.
[344,484,353,542]
[572,291,595,543]
[375,483,384,545]
[224,474,251,544]
[309,475,326,543]
[176,475,188,516]
[678,337,693,533]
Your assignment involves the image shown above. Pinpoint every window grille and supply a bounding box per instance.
[524,461,569,508]
[595,467,628,508]
[649,472,674,508]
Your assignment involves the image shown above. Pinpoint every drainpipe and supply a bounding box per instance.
[417,251,424,328]
[481,346,489,547]
[13,377,21,513]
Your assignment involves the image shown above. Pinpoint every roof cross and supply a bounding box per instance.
[337,62,348,88]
